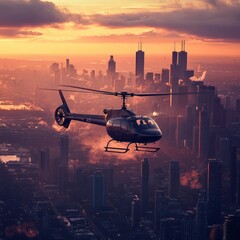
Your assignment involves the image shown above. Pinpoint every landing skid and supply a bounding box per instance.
[105,140,160,153]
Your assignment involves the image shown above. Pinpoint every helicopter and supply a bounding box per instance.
[52,85,199,153]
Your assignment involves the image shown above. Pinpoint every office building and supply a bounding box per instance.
[91,171,106,209]
[135,41,145,89]
[131,196,140,228]
[160,218,181,240]
[161,68,170,84]
[58,134,69,195]
[196,190,208,240]
[198,108,210,160]
[176,115,185,147]
[182,211,196,240]
[223,210,240,240]
[230,146,237,203]
[219,137,231,168]
[140,158,149,217]
[168,160,180,199]
[178,40,187,81]
[236,99,240,113]
[154,190,167,230]
[40,148,49,183]
[107,55,116,88]
[207,159,222,225]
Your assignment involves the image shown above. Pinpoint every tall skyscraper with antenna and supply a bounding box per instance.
[135,38,145,89]
[179,40,188,81]
[170,42,180,108]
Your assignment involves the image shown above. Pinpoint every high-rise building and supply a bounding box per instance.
[230,146,237,203]
[160,218,181,240]
[198,108,210,160]
[91,171,106,209]
[178,40,187,80]
[59,134,69,195]
[236,99,240,113]
[168,160,180,199]
[50,62,60,85]
[207,159,222,225]
[176,115,185,146]
[192,125,199,155]
[146,72,154,82]
[170,52,180,108]
[40,148,49,183]
[182,211,196,240]
[107,55,116,88]
[223,210,240,240]
[66,58,70,74]
[154,190,167,230]
[161,68,170,84]
[131,196,140,229]
[75,168,91,201]
[219,138,231,168]
[185,105,195,145]
[140,158,149,217]
[135,41,145,89]
[196,190,208,240]
[208,225,222,240]
[60,134,69,167]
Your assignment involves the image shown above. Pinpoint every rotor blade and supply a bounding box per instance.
[133,92,202,97]
[38,87,104,94]
[60,85,118,96]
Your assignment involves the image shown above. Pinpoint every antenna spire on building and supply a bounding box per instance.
[140,36,142,50]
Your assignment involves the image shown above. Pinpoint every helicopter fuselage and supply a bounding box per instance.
[106,115,162,143]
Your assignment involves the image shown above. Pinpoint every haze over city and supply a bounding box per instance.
[0,0,240,240]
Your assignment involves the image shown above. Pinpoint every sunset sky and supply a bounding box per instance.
[0,0,240,56]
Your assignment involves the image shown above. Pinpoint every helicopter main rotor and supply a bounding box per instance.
[60,84,200,110]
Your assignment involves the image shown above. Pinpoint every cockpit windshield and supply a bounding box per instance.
[132,117,158,129]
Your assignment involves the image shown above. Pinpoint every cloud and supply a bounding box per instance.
[68,30,184,43]
[0,0,87,27]
[0,28,42,37]
[90,1,240,41]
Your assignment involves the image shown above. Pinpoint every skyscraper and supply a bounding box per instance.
[196,190,208,240]
[59,134,69,195]
[107,55,116,88]
[91,171,106,209]
[161,68,170,84]
[198,108,210,160]
[207,159,222,225]
[135,40,144,89]
[223,210,240,240]
[168,160,180,199]
[131,196,140,228]
[40,148,49,183]
[178,40,187,80]
[154,190,167,230]
[182,211,196,240]
[176,115,185,146]
[140,158,149,217]
[230,146,237,203]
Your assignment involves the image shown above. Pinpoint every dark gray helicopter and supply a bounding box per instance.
[53,85,197,153]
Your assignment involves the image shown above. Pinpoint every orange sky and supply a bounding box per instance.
[0,0,240,56]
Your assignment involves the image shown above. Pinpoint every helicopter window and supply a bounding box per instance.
[133,118,158,129]
[122,121,129,131]
[113,120,121,128]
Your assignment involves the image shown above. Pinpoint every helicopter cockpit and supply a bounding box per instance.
[132,116,159,130]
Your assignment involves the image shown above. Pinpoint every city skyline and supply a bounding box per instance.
[0,0,240,56]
